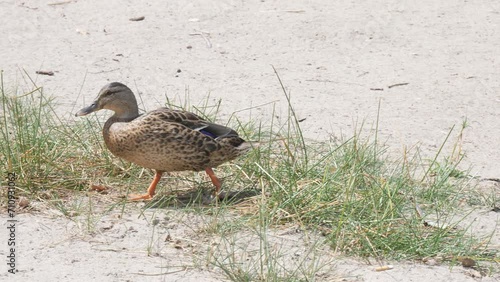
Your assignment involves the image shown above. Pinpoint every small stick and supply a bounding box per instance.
[36,70,54,76]
[129,16,145,21]
[388,82,409,89]
[48,1,72,6]
[375,265,394,272]
[480,178,500,183]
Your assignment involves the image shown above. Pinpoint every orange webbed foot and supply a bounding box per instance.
[127,171,163,201]
[128,193,154,201]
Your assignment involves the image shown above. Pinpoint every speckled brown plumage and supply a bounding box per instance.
[76,82,252,200]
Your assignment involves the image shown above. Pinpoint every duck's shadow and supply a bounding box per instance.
[143,187,261,209]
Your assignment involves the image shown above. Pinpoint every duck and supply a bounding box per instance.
[75,82,252,201]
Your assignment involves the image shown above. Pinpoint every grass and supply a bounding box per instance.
[0,71,498,280]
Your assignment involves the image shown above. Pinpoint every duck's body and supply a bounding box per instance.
[103,108,248,172]
[76,82,251,200]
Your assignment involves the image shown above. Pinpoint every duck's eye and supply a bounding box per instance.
[103,90,117,97]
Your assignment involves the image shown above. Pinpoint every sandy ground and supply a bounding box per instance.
[1,0,499,281]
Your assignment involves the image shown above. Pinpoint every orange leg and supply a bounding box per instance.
[205,168,222,196]
[129,171,163,201]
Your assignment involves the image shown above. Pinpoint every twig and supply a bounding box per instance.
[480,178,500,183]
[48,1,72,6]
[375,265,394,272]
[129,16,145,21]
[387,82,409,89]
[36,71,54,76]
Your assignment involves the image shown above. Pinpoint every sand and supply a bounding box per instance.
[1,0,499,281]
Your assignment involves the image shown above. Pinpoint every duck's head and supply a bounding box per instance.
[75,82,139,119]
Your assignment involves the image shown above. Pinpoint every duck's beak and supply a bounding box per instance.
[75,102,98,117]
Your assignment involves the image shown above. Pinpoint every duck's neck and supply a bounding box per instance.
[112,103,139,120]
[103,112,139,151]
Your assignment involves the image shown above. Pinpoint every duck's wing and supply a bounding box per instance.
[150,108,239,139]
